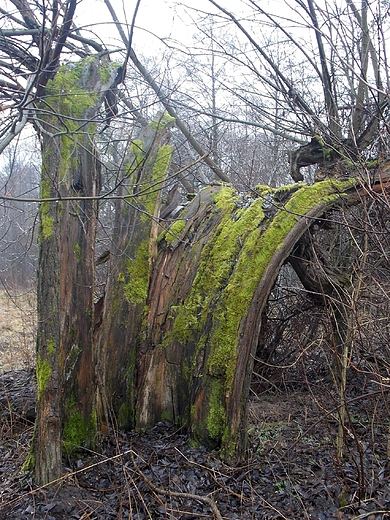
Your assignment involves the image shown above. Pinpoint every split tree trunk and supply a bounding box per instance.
[138,180,360,457]
[95,114,174,431]
[35,57,116,485]
[35,63,390,482]
[99,171,375,459]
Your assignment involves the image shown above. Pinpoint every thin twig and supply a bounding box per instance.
[130,449,223,520]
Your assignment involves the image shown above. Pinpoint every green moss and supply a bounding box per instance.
[36,357,51,400]
[312,134,325,146]
[45,58,98,119]
[255,184,276,197]
[149,113,175,131]
[212,186,239,211]
[171,187,264,362]
[63,404,96,453]
[38,57,103,250]
[42,57,103,190]
[142,144,172,217]
[99,61,121,84]
[171,295,202,342]
[170,179,357,445]
[120,129,173,306]
[206,382,226,440]
[47,337,56,355]
[40,210,54,240]
[163,219,186,244]
[39,177,54,240]
[123,239,150,304]
[22,452,35,472]
[153,145,172,183]
[118,402,131,429]
[161,410,174,422]
[127,137,172,215]
[73,242,81,261]
[128,139,146,174]
[207,179,355,384]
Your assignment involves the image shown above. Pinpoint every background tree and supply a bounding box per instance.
[0,142,39,286]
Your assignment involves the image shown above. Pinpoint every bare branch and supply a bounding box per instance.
[103,0,231,183]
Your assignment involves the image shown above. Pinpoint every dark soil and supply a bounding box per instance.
[0,370,390,519]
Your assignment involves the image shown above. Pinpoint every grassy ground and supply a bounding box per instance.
[0,289,36,373]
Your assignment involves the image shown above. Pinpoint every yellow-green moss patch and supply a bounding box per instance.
[149,113,175,132]
[63,403,97,453]
[170,179,357,446]
[163,219,186,244]
[123,239,150,304]
[36,357,51,400]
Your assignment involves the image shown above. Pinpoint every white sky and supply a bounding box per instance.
[75,0,189,54]
[74,0,279,55]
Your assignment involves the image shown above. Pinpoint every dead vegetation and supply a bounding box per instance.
[0,377,389,519]
[0,289,36,373]
[0,288,390,519]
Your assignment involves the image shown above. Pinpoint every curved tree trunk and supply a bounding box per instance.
[132,176,366,458]
[125,164,388,457]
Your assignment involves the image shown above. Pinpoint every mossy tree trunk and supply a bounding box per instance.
[95,114,173,432]
[35,57,116,485]
[128,168,388,459]
[132,176,375,458]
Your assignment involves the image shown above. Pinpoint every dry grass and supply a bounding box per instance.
[0,289,36,373]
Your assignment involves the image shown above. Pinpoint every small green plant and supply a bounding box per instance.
[274,480,287,493]
[249,423,286,452]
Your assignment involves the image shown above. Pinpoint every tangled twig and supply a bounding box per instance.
[130,449,223,520]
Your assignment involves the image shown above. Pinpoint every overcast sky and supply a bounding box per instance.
[75,0,193,54]
[74,0,280,56]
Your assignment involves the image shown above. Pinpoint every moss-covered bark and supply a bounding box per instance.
[136,177,358,458]
[95,114,173,431]
[35,57,117,485]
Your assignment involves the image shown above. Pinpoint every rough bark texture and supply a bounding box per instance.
[35,58,390,480]
[132,176,365,458]
[35,57,116,485]
[131,163,387,455]
[95,114,173,432]
[289,136,357,182]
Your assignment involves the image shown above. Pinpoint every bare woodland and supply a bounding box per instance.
[1,0,390,517]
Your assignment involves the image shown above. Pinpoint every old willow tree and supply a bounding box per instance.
[34,57,122,484]
[93,161,390,461]
[2,0,390,486]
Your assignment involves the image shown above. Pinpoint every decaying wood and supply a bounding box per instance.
[95,115,173,432]
[129,165,390,459]
[35,57,118,485]
[289,136,358,182]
